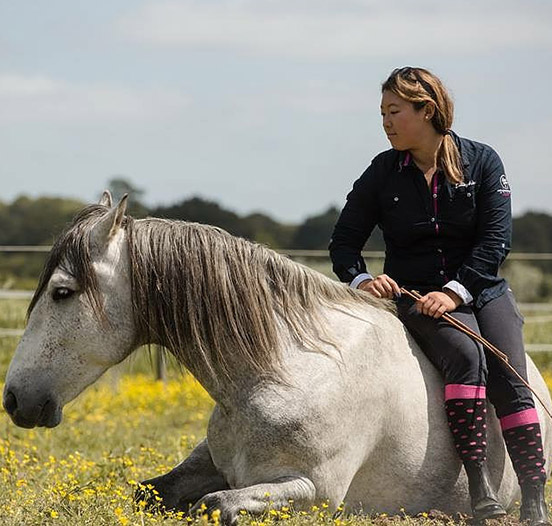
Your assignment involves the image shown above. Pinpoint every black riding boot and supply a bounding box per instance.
[520,483,550,526]
[500,413,548,525]
[464,461,507,521]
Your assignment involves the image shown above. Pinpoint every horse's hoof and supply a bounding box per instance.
[134,480,173,514]
[190,491,238,526]
[134,485,160,512]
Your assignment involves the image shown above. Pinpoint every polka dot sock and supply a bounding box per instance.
[500,409,546,486]
[445,384,487,463]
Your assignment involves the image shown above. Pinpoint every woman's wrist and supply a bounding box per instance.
[349,273,374,289]
[443,289,463,307]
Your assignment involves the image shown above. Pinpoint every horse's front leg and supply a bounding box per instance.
[138,438,229,511]
[190,476,316,526]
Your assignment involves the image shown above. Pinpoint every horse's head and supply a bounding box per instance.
[3,192,137,428]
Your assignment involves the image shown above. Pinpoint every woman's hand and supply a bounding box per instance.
[416,290,462,318]
[358,274,401,299]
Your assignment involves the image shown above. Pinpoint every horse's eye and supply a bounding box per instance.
[52,287,75,301]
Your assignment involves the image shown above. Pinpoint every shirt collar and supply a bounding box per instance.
[397,150,412,171]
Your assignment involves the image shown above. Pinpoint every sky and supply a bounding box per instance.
[1,1,551,223]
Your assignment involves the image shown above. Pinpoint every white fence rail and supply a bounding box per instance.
[0,246,52,252]
[2,247,552,354]
[0,290,33,299]
[3,246,552,260]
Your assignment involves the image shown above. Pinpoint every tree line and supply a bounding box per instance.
[1,178,552,295]
[1,192,550,253]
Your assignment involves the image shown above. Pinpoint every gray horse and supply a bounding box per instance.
[3,194,551,523]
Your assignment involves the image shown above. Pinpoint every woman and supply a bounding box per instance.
[329,67,549,525]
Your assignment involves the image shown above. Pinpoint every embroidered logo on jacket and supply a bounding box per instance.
[497,174,511,197]
[454,181,476,188]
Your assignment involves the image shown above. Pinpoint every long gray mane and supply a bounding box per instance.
[31,205,392,386]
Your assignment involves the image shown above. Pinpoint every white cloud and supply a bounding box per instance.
[0,74,191,123]
[118,0,552,59]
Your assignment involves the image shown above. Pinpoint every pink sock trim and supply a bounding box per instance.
[445,384,486,401]
[500,408,539,431]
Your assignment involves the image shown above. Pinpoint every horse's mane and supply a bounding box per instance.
[30,205,394,386]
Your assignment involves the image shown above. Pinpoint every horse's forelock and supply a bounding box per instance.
[27,205,110,318]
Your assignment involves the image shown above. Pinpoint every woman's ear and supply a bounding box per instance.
[424,102,435,121]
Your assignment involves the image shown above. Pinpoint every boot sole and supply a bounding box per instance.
[473,505,508,522]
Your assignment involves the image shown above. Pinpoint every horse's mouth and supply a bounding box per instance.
[3,391,62,429]
[9,406,62,429]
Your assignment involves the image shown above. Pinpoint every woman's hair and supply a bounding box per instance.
[382,67,463,184]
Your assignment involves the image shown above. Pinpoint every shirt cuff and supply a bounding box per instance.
[443,280,473,305]
[349,273,374,289]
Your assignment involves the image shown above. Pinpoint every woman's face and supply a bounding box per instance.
[380,90,433,151]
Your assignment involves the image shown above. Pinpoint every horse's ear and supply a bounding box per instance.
[90,195,128,250]
[99,190,113,208]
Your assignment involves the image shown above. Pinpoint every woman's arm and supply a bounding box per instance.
[329,163,381,285]
[453,147,512,307]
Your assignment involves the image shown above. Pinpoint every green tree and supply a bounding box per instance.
[152,197,247,237]
[242,213,296,248]
[512,212,552,253]
[291,207,340,249]
[3,196,85,245]
[0,196,85,287]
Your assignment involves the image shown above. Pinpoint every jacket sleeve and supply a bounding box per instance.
[329,163,381,283]
[455,148,512,306]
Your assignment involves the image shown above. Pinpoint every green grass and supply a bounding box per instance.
[0,299,27,329]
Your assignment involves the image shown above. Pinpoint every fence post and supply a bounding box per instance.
[155,347,167,383]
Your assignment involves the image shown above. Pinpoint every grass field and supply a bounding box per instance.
[1,297,552,525]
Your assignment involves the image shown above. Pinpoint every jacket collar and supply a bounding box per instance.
[396,130,470,171]
[448,130,470,168]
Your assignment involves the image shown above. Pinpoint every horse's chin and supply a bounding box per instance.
[42,408,63,428]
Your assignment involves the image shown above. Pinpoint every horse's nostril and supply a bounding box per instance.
[3,390,17,415]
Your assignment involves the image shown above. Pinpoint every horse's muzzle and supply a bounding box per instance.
[2,385,62,428]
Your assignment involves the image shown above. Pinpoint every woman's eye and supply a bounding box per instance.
[52,287,75,301]
[390,111,399,115]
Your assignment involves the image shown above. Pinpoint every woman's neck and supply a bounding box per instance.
[410,133,443,174]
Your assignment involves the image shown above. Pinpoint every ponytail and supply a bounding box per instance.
[439,133,464,185]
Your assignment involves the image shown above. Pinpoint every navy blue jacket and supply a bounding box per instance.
[329,132,512,308]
